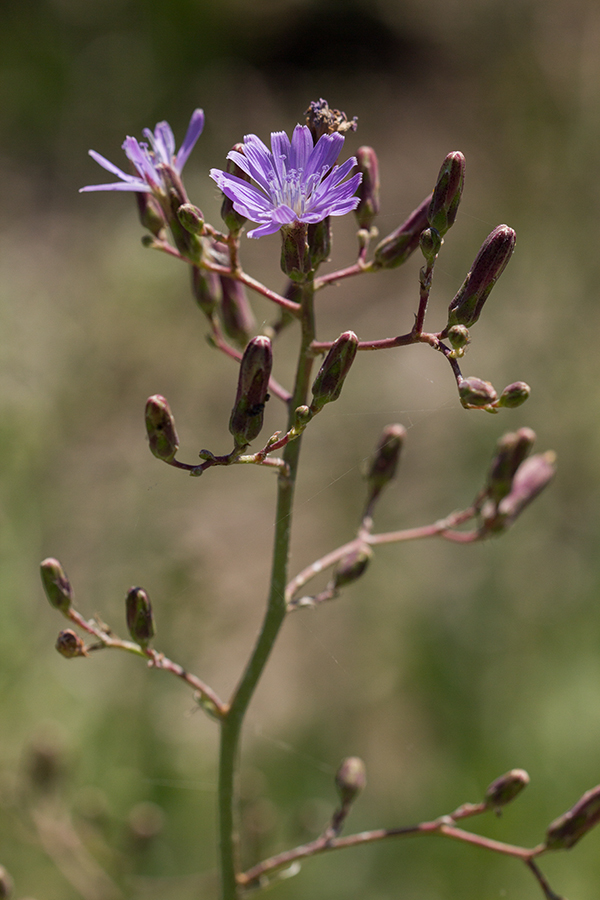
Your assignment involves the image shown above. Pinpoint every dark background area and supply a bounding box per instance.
[2,1,600,898]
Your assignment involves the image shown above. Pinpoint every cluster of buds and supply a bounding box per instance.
[479,429,556,533]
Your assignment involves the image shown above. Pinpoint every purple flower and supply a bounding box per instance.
[80,109,205,194]
[210,125,362,238]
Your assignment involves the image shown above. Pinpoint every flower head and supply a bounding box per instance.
[80,109,205,194]
[210,125,361,238]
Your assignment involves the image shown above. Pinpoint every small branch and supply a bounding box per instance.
[526,858,565,900]
[314,260,372,291]
[66,609,226,718]
[205,262,301,314]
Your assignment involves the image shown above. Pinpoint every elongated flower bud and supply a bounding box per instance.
[40,558,73,613]
[372,194,431,270]
[332,545,373,590]
[56,629,88,658]
[365,423,406,509]
[145,395,179,462]
[280,222,311,281]
[486,428,536,503]
[310,331,359,412]
[484,769,530,811]
[191,265,221,319]
[335,757,366,806]
[545,785,600,850]
[220,276,256,348]
[447,225,516,328]
[428,151,465,236]
[229,336,273,447]
[494,451,556,525]
[458,376,498,408]
[355,146,380,230]
[498,381,531,409]
[220,144,249,233]
[126,587,155,646]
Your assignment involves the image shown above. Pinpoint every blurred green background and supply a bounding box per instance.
[2,0,600,898]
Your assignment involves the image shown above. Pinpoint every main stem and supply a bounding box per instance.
[218,279,316,900]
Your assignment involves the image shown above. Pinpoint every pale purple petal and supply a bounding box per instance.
[174,108,205,171]
[79,181,152,193]
[147,121,176,164]
[304,132,344,179]
[270,131,292,187]
[87,150,140,183]
[241,134,277,193]
[288,125,313,172]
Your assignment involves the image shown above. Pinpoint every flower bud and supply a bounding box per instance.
[427,151,465,236]
[484,769,530,811]
[335,757,366,806]
[486,427,536,503]
[545,785,600,850]
[447,324,470,351]
[310,331,359,412]
[158,165,202,263]
[372,194,431,270]
[145,395,179,462]
[0,865,14,899]
[40,558,73,613]
[447,225,516,328]
[332,545,373,590]
[135,191,166,238]
[419,227,442,263]
[280,222,311,281]
[126,587,155,646]
[56,629,88,658]
[220,276,256,348]
[307,217,331,269]
[221,144,249,233]
[458,376,498,408]
[177,202,205,235]
[494,451,556,526]
[229,336,273,447]
[365,424,406,508]
[498,381,531,409]
[191,265,222,319]
[355,146,380,230]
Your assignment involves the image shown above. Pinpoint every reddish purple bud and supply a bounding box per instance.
[428,151,465,236]
[310,331,359,412]
[40,558,73,613]
[145,395,179,462]
[220,276,256,348]
[332,545,373,590]
[545,784,600,850]
[447,225,516,328]
[372,194,432,270]
[365,424,406,509]
[355,146,380,230]
[484,769,530,811]
[126,587,155,646]
[494,451,556,526]
[191,265,221,319]
[447,324,470,351]
[486,428,536,503]
[458,376,498,409]
[229,336,273,447]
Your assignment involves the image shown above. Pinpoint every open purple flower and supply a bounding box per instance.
[210,125,361,238]
[80,109,205,194]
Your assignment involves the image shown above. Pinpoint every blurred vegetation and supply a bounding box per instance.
[2,0,600,898]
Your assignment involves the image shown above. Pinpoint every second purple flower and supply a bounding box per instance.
[210,125,361,239]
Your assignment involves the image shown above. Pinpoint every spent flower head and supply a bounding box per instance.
[210,125,361,239]
[80,109,205,195]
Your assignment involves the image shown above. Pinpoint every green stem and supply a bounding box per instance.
[217,280,316,900]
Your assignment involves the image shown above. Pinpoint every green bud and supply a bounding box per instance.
[280,222,311,281]
[486,427,536,503]
[126,587,155,646]
[447,324,470,351]
[145,395,179,462]
[220,276,256,349]
[310,331,359,412]
[229,336,273,447]
[220,144,249,233]
[365,423,406,509]
[332,545,373,590]
[134,191,167,238]
[294,405,312,428]
[158,165,202,263]
[447,225,516,328]
[484,769,530,811]
[177,203,205,235]
[458,376,498,408]
[307,217,331,270]
[419,227,442,263]
[355,146,380,230]
[335,757,367,806]
[427,151,465,236]
[372,194,431,270]
[0,865,14,899]
[191,265,222,319]
[56,629,88,658]
[545,784,600,850]
[498,381,531,408]
[40,558,73,613]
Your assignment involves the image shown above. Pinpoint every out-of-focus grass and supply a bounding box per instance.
[2,1,600,898]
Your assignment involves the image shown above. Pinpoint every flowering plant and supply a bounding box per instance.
[34,98,598,900]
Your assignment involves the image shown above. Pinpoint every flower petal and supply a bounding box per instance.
[87,149,139,183]
[79,181,152,192]
[175,108,205,171]
[305,132,344,180]
[288,125,313,173]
